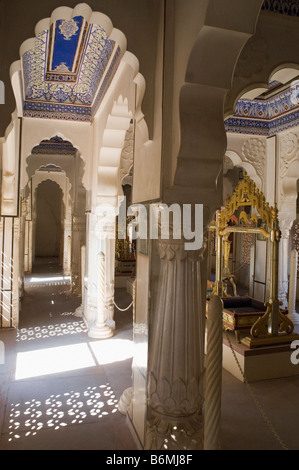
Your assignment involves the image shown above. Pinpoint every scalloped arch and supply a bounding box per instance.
[18,3,129,122]
[225,150,262,189]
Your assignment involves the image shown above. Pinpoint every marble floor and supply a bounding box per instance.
[0,258,137,451]
[0,259,299,451]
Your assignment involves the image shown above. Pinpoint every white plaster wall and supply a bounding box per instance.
[1,112,20,216]
[161,0,209,188]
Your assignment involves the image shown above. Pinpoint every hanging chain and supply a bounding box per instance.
[224,330,289,450]
[113,299,134,312]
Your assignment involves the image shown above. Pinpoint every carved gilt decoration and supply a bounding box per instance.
[210,172,294,346]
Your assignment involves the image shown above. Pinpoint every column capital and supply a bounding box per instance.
[92,212,116,240]
[279,215,294,237]
[157,237,206,262]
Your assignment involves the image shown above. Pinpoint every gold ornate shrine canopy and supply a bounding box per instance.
[210,172,296,348]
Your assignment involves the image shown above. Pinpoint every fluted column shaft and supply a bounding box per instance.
[278,229,290,309]
[288,249,299,324]
[145,237,205,450]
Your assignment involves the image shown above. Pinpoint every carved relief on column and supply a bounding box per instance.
[119,122,134,184]
[145,236,206,450]
[88,251,113,339]
[85,209,117,335]
[74,245,86,318]
[278,218,293,309]
[72,215,86,295]
[95,213,116,329]
[241,137,266,185]
[12,218,21,328]
[279,131,298,176]
[279,131,299,197]
[288,249,299,324]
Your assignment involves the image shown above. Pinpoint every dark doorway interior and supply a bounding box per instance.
[35,180,63,262]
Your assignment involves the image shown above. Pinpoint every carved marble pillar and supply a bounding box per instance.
[87,211,116,338]
[74,245,86,318]
[23,218,30,273]
[72,215,86,295]
[88,251,113,339]
[145,236,205,450]
[288,249,299,324]
[97,214,116,329]
[22,195,33,274]
[12,218,21,328]
[278,221,292,309]
[105,233,116,329]
[63,219,72,275]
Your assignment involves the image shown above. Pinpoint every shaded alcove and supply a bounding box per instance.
[34,180,64,262]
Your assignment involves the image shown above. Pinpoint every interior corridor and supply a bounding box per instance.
[0,258,299,450]
[0,258,137,450]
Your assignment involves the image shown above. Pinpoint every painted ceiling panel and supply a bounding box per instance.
[225,80,299,136]
[51,17,83,72]
[22,15,121,121]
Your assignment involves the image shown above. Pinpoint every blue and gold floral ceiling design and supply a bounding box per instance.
[225,79,299,136]
[22,16,120,121]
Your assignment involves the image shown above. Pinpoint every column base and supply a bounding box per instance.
[118,387,133,415]
[74,304,83,317]
[88,322,113,339]
[288,312,299,325]
[106,318,116,330]
[145,412,204,450]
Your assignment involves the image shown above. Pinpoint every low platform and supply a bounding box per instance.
[222,330,299,382]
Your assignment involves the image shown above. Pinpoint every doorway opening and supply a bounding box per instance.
[34,179,64,276]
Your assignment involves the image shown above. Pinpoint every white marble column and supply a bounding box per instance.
[103,220,116,330]
[278,223,291,309]
[87,211,116,338]
[88,251,113,339]
[145,236,205,450]
[63,221,72,275]
[23,218,30,273]
[74,245,86,318]
[204,295,223,450]
[12,217,21,328]
[72,215,86,295]
[288,249,299,325]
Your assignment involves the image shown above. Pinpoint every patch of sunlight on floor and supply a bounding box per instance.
[89,338,133,365]
[16,321,88,342]
[7,384,119,442]
[26,275,71,284]
[15,343,96,380]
